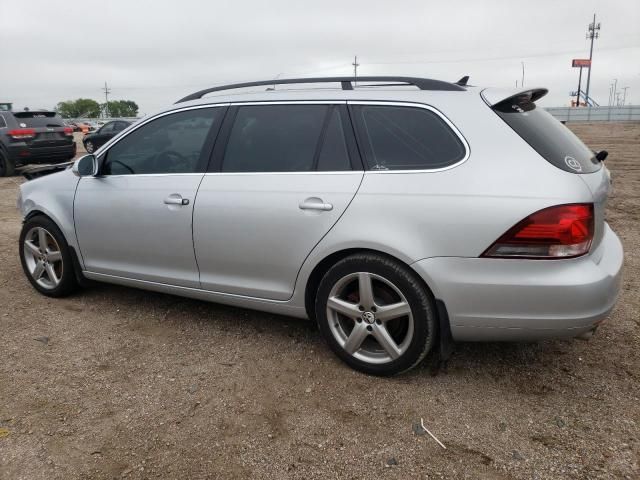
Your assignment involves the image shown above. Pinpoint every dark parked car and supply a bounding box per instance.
[0,110,76,176]
[82,120,131,153]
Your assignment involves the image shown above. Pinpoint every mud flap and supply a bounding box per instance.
[431,299,454,375]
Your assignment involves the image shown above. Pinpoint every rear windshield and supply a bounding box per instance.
[493,95,600,173]
[12,111,65,128]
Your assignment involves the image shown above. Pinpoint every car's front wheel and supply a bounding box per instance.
[19,216,79,297]
[84,141,94,153]
[315,253,437,376]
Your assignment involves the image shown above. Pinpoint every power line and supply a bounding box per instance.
[363,43,638,67]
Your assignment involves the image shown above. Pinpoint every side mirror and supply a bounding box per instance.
[72,154,99,177]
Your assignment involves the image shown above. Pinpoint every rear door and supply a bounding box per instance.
[74,106,226,287]
[193,102,363,300]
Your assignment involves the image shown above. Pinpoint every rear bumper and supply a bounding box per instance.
[412,223,623,341]
[8,143,76,165]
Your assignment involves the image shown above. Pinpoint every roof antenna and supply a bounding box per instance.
[455,76,470,86]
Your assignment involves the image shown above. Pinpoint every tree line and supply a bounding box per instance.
[56,98,139,118]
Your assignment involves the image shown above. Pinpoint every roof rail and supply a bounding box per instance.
[175,76,465,103]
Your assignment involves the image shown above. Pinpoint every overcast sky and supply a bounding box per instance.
[1,0,638,115]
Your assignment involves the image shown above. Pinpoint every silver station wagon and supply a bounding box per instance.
[17,76,623,375]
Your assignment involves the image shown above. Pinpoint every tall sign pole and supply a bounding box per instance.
[584,14,600,105]
[572,59,591,106]
[576,66,583,107]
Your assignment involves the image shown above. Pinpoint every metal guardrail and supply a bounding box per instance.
[546,106,640,122]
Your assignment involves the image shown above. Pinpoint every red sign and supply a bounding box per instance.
[572,59,591,68]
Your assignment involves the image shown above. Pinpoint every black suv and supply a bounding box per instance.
[82,120,131,153]
[0,110,76,176]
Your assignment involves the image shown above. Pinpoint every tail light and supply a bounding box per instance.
[482,204,594,259]
[63,127,74,136]
[8,128,36,140]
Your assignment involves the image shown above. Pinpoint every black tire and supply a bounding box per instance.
[0,151,15,177]
[19,215,79,297]
[315,253,437,376]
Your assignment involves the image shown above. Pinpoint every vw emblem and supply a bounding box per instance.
[564,156,582,172]
[362,311,376,324]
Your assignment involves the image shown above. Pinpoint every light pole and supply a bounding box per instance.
[621,87,629,106]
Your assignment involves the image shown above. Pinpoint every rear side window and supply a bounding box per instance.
[0,115,6,128]
[12,111,65,128]
[352,105,466,170]
[100,123,116,134]
[492,96,600,173]
[222,105,329,172]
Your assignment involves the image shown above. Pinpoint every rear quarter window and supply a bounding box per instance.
[492,96,600,174]
[351,104,467,171]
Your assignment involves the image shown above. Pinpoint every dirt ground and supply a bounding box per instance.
[0,124,638,480]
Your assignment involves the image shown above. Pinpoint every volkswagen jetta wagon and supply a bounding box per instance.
[17,76,623,375]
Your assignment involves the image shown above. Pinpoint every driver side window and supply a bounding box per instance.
[102,108,218,175]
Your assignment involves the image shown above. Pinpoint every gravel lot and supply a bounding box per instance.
[0,123,638,479]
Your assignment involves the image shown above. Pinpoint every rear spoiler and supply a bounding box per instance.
[20,161,74,180]
[481,88,548,107]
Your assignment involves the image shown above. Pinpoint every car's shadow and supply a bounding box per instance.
[77,282,588,385]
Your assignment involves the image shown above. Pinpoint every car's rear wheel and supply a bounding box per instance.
[0,151,15,177]
[19,216,79,297]
[315,253,437,376]
[85,141,94,153]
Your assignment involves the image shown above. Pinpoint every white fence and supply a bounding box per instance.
[71,117,140,124]
[546,106,640,123]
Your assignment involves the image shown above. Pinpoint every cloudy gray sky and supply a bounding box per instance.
[1,0,638,115]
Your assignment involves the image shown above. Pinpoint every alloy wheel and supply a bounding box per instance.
[326,272,414,364]
[22,227,64,290]
[85,141,94,153]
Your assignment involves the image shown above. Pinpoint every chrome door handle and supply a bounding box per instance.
[299,197,333,211]
[164,194,190,206]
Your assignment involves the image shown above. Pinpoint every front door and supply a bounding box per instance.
[193,103,363,300]
[74,106,226,288]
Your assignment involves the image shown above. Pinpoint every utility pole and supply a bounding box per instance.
[352,55,359,86]
[103,81,111,118]
[621,87,629,106]
[521,62,525,88]
[612,78,618,106]
[584,13,600,105]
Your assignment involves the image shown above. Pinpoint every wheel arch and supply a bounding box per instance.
[22,209,87,286]
[304,247,438,322]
